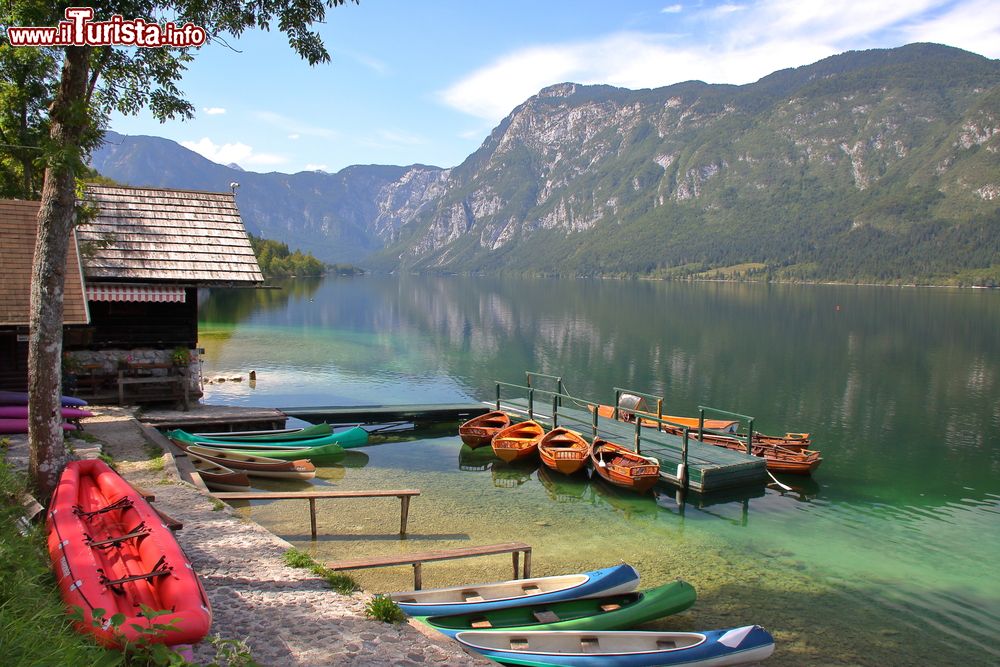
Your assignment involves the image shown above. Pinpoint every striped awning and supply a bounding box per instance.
[85,283,186,303]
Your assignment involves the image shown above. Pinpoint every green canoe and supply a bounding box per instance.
[190,422,333,441]
[415,579,696,639]
[212,440,346,461]
[167,426,369,449]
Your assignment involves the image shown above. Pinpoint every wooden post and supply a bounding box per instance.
[551,395,558,428]
[613,389,621,420]
[680,428,689,489]
[591,403,599,438]
[512,550,521,579]
[656,399,663,432]
[746,418,754,454]
[309,498,317,539]
[399,495,411,536]
[523,547,532,578]
[495,383,501,410]
[698,408,705,441]
[634,415,642,454]
[528,388,534,419]
[413,562,422,590]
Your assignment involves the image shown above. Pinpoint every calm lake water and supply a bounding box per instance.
[198,276,1000,666]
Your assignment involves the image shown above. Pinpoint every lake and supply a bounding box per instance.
[198,276,1000,666]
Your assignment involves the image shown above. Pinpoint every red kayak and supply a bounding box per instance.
[47,460,212,647]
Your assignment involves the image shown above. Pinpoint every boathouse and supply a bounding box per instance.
[0,185,263,403]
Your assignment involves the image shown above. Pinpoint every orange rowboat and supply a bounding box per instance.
[492,420,544,463]
[592,405,739,433]
[538,427,590,475]
[590,439,660,493]
[459,411,511,448]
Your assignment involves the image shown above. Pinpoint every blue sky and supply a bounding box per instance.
[108,0,1000,174]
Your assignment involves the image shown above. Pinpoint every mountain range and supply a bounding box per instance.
[90,43,1000,285]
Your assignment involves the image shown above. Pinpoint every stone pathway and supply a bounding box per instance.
[9,408,488,666]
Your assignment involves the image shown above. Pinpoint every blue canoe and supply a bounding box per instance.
[454,625,775,667]
[390,564,640,618]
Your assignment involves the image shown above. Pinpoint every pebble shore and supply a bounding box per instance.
[8,408,488,666]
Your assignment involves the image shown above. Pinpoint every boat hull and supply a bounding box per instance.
[192,423,333,441]
[46,459,211,647]
[392,564,640,618]
[538,428,590,475]
[185,445,316,479]
[418,580,696,638]
[460,411,512,448]
[493,421,544,463]
[590,440,660,493]
[455,625,775,667]
[167,426,368,449]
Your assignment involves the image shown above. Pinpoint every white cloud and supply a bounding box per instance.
[202,107,226,115]
[181,137,288,167]
[288,133,300,140]
[439,0,997,124]
[661,4,683,13]
[303,163,329,172]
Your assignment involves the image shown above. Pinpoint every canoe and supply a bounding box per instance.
[0,406,94,419]
[417,579,696,638]
[0,418,78,434]
[538,427,590,475]
[166,425,368,449]
[47,459,211,647]
[0,389,87,407]
[185,445,316,479]
[455,625,775,667]
[460,411,511,448]
[187,453,251,492]
[219,441,345,461]
[590,439,660,494]
[391,563,640,617]
[492,420,545,463]
[192,422,333,441]
[592,404,739,433]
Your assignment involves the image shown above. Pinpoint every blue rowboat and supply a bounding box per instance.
[390,564,639,618]
[454,625,775,667]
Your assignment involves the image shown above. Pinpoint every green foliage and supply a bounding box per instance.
[282,548,360,595]
[363,595,405,624]
[249,234,332,278]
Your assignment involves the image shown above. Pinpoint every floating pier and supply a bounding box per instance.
[494,374,768,493]
[280,402,488,425]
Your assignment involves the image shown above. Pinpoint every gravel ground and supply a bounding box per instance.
[8,408,488,666]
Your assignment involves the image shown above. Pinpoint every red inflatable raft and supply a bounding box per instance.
[47,459,212,647]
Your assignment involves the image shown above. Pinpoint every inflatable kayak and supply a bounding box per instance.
[0,419,78,434]
[0,406,93,419]
[47,459,212,647]
[0,390,87,407]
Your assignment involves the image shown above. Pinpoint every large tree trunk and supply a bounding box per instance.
[28,46,90,499]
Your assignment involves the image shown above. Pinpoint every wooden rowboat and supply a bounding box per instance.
[460,411,511,448]
[47,460,212,647]
[391,563,640,617]
[590,439,660,494]
[492,420,545,463]
[538,427,590,475]
[591,404,739,433]
[186,445,316,479]
[455,625,775,667]
[416,579,696,638]
[187,453,251,492]
[692,436,823,475]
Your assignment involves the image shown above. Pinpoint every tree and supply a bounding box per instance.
[7,0,357,498]
[0,44,56,198]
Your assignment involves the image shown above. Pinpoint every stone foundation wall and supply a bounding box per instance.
[65,348,202,391]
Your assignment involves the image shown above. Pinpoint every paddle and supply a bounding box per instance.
[767,471,793,492]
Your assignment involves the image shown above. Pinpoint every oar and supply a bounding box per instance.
[767,471,793,492]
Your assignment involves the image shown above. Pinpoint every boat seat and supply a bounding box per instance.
[462,591,485,602]
[656,640,677,649]
[532,610,559,623]
[510,638,529,650]
[599,603,621,612]
[469,617,492,629]
[580,637,600,650]
[521,584,541,594]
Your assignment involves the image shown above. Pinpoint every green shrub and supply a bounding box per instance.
[364,595,405,624]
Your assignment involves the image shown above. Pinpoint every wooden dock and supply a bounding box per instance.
[139,404,287,432]
[280,402,488,425]
[498,397,767,492]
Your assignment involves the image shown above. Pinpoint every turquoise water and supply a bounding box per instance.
[199,276,1000,666]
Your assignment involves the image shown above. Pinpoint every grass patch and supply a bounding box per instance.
[364,595,405,624]
[283,548,359,595]
[210,497,226,512]
[0,459,119,666]
[97,452,115,469]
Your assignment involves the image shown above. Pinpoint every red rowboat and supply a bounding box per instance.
[590,438,660,493]
[459,411,511,448]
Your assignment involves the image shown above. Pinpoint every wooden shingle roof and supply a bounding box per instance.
[0,199,89,326]
[77,185,264,285]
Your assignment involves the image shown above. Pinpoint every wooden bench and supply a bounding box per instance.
[211,490,420,538]
[326,541,532,590]
[118,368,189,410]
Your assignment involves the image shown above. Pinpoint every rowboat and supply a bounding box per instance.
[591,404,739,433]
[185,445,316,479]
[192,422,333,441]
[187,453,251,492]
[590,439,660,493]
[455,625,775,667]
[492,420,545,463]
[460,411,512,448]
[0,419,78,434]
[538,427,590,475]
[691,436,823,475]
[416,579,696,638]
[391,563,640,617]
[678,427,812,452]
[0,389,87,407]
[166,425,368,449]
[47,459,211,647]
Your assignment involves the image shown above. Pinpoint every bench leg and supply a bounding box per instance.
[399,496,410,537]
[413,562,422,590]
[512,551,520,579]
[309,498,317,539]
[523,548,532,578]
